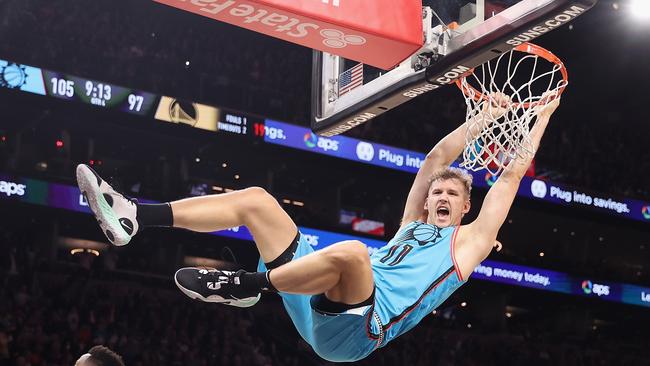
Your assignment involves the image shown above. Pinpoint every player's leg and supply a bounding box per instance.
[76,164,296,263]
[269,240,375,304]
[170,186,297,263]
[175,240,375,305]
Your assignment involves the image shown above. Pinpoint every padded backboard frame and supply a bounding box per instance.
[311,0,598,137]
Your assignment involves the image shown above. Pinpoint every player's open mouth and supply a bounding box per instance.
[436,207,450,219]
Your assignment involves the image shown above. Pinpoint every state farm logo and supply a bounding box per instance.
[180,1,362,45]
[0,180,26,197]
[320,29,366,49]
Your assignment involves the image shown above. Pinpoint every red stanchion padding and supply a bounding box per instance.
[153,0,423,69]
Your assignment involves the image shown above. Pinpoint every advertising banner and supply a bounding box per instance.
[2,173,649,308]
[263,119,650,225]
[152,0,422,69]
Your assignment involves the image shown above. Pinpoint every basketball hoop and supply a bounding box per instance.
[456,42,568,175]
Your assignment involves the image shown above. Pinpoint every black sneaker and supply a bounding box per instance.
[174,267,261,308]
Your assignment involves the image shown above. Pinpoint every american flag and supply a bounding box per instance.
[338,63,364,97]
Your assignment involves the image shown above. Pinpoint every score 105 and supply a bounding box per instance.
[49,77,145,112]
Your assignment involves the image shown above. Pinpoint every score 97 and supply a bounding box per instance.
[50,77,75,98]
[127,94,144,112]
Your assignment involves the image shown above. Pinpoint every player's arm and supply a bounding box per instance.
[401,95,508,225]
[400,124,467,224]
[465,96,561,256]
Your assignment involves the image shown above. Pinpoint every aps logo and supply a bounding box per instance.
[303,132,317,148]
[642,205,650,220]
[484,172,498,187]
[303,132,340,152]
[581,280,610,297]
[0,180,26,197]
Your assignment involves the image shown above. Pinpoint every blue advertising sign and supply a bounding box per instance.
[517,177,650,223]
[263,120,650,224]
[263,119,427,174]
[298,226,386,253]
[575,278,621,302]
[621,284,650,308]
[472,260,572,294]
[2,54,646,225]
[2,173,649,308]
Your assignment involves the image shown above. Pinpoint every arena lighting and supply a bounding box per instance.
[234,174,240,180]
[222,162,228,168]
[55,139,64,148]
[35,162,48,171]
[70,248,100,256]
[58,237,108,253]
[292,201,305,207]
[505,312,513,318]
[460,302,467,307]
[629,0,650,20]
[539,252,545,257]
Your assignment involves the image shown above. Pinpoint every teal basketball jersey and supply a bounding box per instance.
[370,221,466,345]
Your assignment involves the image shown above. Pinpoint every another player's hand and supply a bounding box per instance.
[535,91,561,119]
[482,92,511,119]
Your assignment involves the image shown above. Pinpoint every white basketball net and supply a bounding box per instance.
[458,43,568,175]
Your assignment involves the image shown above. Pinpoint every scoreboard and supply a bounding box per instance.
[1,57,262,138]
[43,71,158,116]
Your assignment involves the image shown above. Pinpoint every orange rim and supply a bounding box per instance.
[455,42,568,109]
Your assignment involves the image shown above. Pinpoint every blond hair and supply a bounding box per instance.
[428,167,473,198]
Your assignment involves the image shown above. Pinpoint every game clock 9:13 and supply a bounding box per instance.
[43,71,155,115]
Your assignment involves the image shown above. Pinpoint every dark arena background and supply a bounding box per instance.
[1,0,650,365]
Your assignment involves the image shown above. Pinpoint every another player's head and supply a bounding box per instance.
[75,346,125,366]
[424,167,472,227]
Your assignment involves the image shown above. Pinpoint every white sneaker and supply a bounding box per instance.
[76,164,139,246]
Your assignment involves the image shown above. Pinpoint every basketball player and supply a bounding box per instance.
[77,94,560,362]
[74,346,125,366]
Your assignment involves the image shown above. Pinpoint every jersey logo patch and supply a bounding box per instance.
[394,223,443,246]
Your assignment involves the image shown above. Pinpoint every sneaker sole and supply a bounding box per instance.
[76,165,131,246]
[174,269,261,308]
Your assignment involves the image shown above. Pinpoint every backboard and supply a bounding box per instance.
[311,0,598,136]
